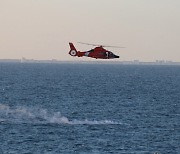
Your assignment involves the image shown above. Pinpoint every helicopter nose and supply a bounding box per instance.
[114,55,119,58]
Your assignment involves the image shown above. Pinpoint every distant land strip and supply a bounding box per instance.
[0,59,180,65]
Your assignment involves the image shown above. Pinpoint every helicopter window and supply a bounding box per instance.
[108,51,113,55]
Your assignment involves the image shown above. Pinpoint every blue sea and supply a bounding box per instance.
[0,63,179,154]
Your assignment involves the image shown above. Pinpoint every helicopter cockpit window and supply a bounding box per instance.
[108,51,113,55]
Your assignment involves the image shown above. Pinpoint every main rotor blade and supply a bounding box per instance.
[78,42,98,46]
[102,45,126,48]
[78,42,125,48]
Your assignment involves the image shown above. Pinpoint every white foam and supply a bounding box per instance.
[70,119,121,125]
[0,103,121,125]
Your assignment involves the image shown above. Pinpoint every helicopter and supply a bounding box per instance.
[69,42,124,59]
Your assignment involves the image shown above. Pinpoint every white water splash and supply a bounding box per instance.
[70,119,121,125]
[0,103,121,125]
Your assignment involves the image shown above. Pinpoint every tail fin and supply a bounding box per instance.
[69,42,77,56]
[69,42,77,51]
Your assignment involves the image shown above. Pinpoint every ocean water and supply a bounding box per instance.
[0,63,179,154]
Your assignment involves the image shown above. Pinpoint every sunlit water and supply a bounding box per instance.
[0,63,179,153]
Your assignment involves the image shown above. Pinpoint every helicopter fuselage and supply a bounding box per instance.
[69,43,119,59]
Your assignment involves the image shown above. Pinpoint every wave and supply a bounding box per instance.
[0,104,121,125]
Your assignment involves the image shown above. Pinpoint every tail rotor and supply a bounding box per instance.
[69,42,77,56]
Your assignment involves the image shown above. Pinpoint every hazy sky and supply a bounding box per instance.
[0,0,180,61]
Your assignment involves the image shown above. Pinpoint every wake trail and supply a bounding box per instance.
[0,104,122,125]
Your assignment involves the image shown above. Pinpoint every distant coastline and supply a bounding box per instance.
[0,58,180,65]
